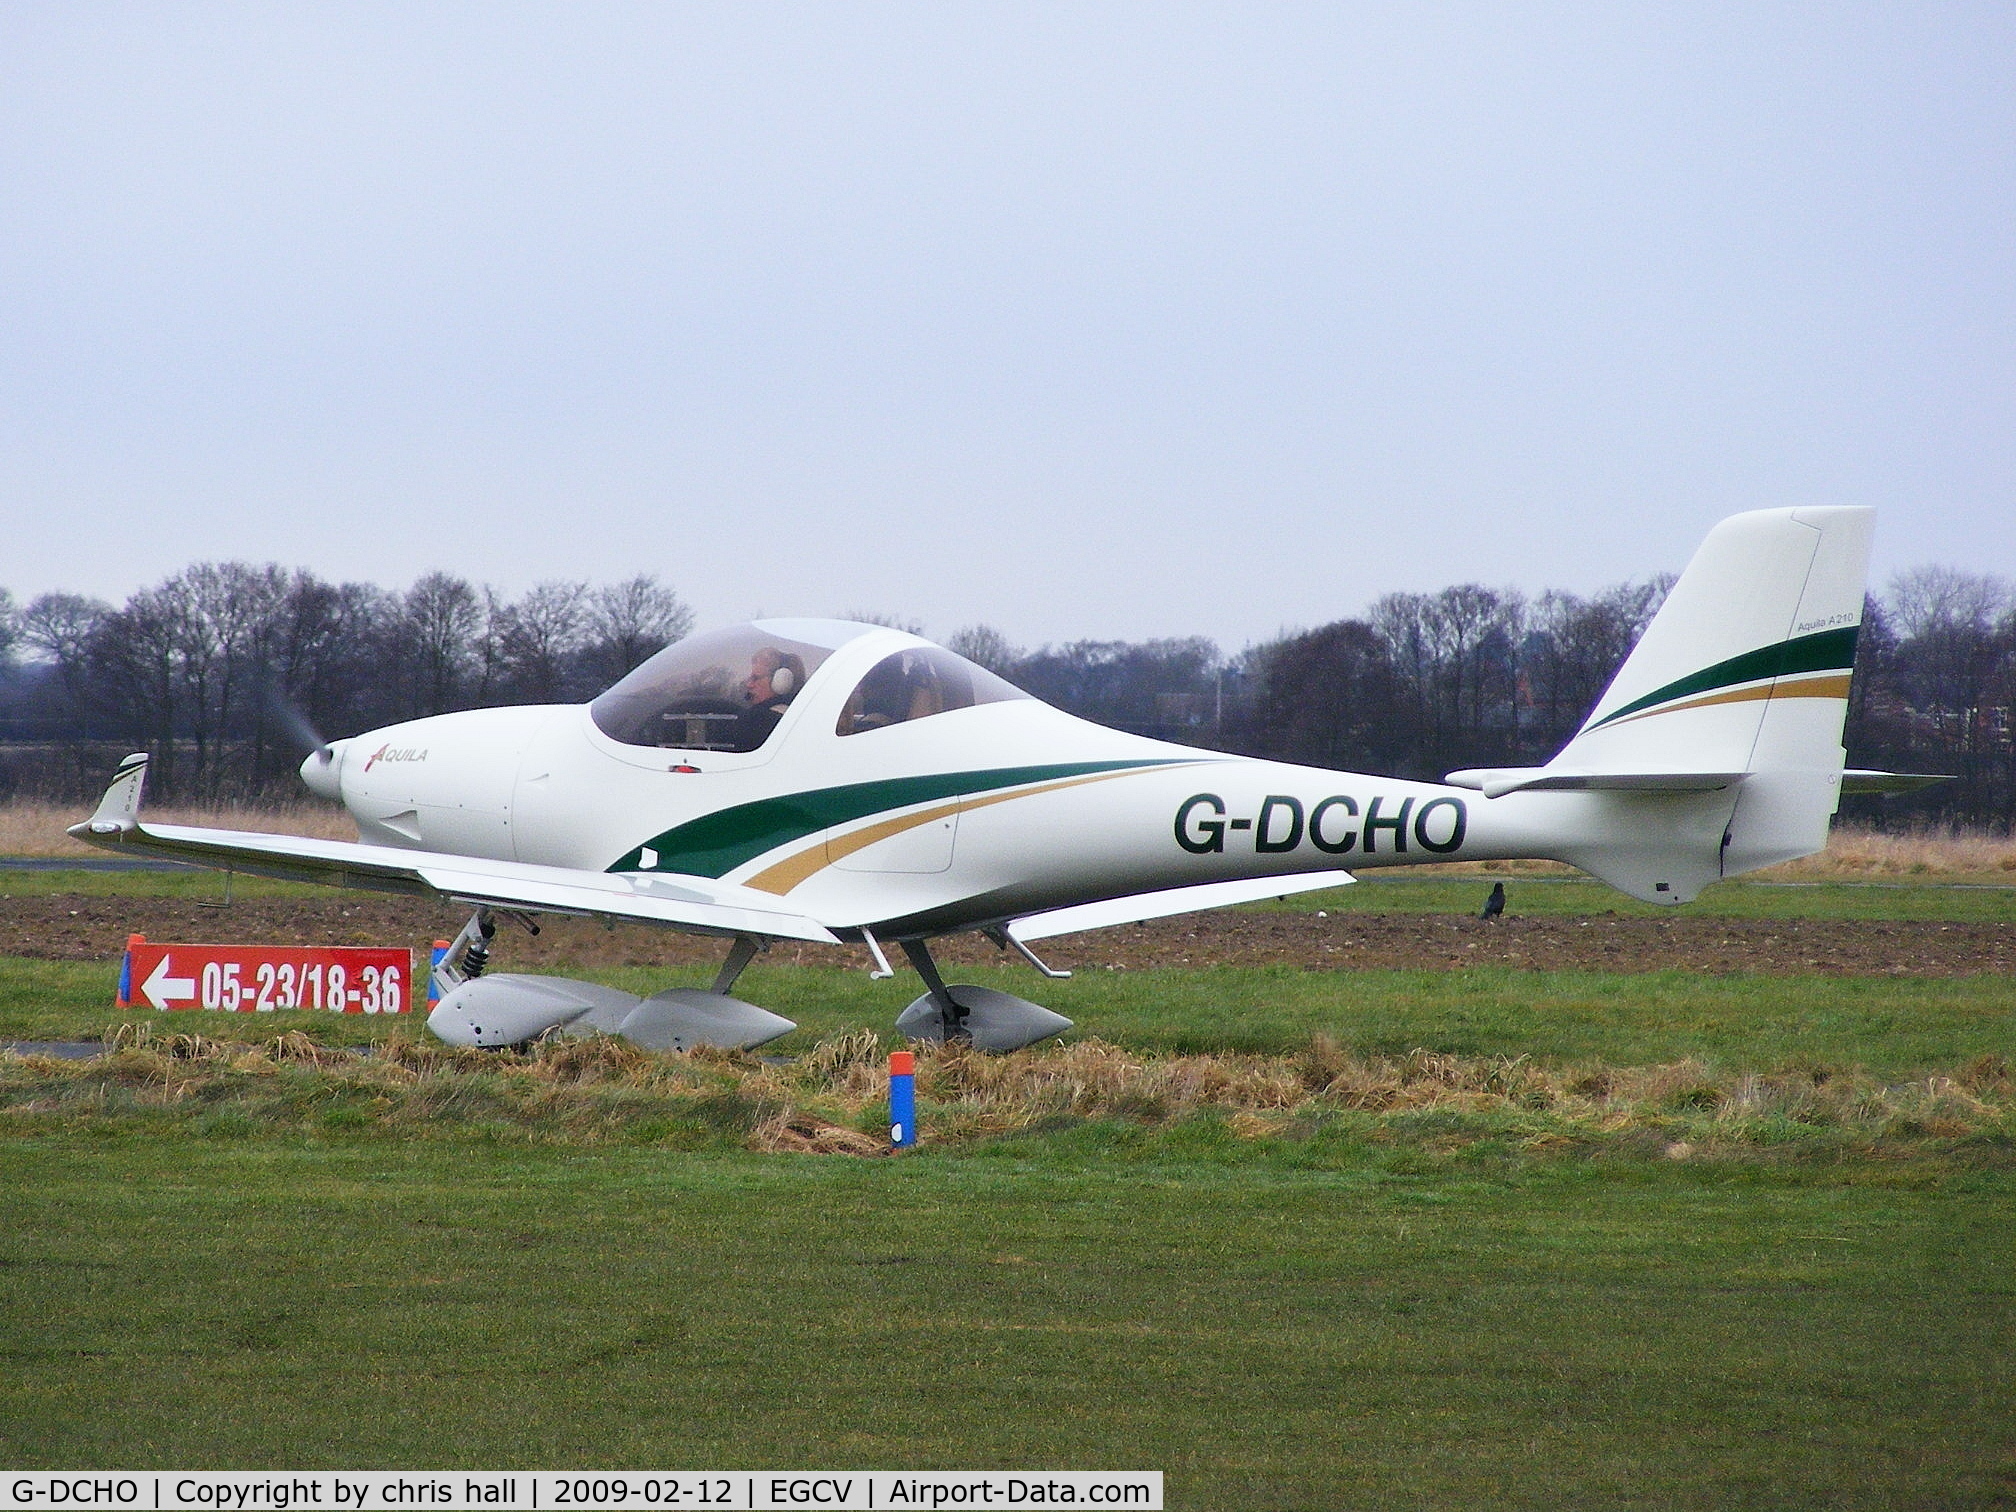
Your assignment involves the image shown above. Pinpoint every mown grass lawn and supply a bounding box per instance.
[1,1133,2011,1510]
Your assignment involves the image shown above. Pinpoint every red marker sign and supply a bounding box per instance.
[118,941,413,1014]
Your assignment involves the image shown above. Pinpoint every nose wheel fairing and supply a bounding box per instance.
[895,984,1074,1053]
[893,936,1074,1053]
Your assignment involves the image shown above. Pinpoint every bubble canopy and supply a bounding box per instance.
[588,620,1025,754]
[589,623,861,753]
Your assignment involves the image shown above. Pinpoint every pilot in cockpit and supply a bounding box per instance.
[739,647,806,744]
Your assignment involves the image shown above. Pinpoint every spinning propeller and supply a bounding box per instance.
[263,679,342,798]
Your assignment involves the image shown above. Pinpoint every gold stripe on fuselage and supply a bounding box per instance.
[742,767,1186,896]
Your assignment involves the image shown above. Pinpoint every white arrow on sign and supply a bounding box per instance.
[141,954,196,1009]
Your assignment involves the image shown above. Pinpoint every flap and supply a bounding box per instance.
[1010,871,1354,942]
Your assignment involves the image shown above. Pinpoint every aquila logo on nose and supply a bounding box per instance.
[1174,792,1466,856]
[362,745,429,772]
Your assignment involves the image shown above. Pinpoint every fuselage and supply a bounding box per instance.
[308,620,1730,935]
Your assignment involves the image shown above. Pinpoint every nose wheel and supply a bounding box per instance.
[890,936,1073,1053]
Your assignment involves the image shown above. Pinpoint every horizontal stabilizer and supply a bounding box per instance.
[1009,870,1354,942]
[1839,770,1954,795]
[1445,767,1748,800]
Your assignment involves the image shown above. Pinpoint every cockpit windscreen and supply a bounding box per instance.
[590,626,835,753]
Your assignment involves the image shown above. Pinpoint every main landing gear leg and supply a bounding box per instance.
[438,907,499,992]
[900,938,971,1043]
[711,935,765,996]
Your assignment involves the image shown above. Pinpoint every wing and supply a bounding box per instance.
[67,753,840,944]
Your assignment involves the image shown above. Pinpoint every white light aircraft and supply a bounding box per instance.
[73,507,1939,1052]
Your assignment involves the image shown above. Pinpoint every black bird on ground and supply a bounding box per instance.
[1479,882,1506,921]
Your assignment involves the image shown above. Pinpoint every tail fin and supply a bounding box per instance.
[1557,506,1870,783]
[1482,508,1872,902]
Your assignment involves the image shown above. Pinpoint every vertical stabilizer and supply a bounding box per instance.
[1549,507,1872,889]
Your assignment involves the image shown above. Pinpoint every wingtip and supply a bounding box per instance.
[76,751,152,844]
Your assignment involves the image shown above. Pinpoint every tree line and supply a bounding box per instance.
[0,561,2010,830]
[0,566,692,800]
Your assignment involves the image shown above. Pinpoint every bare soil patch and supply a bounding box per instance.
[2,893,2012,978]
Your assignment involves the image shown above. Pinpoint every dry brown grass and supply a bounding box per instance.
[818,1036,2014,1150]
[0,799,356,856]
[8,1025,2008,1159]
[1756,825,2016,879]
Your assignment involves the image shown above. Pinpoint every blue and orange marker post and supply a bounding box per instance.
[117,934,144,1008]
[426,940,451,1011]
[889,1050,917,1149]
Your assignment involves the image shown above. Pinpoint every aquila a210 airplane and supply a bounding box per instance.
[72,506,1936,1052]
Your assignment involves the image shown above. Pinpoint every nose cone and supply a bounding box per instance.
[299,740,346,801]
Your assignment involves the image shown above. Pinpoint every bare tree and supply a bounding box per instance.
[945,624,1022,676]
[1875,566,2015,827]
[1013,638,1221,741]
[1235,619,1405,772]
[492,580,590,703]
[1887,566,2011,641]
[583,575,693,688]
[396,572,483,716]
[1370,585,1525,774]
[1523,575,1672,754]
[19,593,110,737]
[87,578,196,793]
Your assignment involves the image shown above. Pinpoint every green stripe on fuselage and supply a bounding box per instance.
[609,760,1188,879]
[1584,625,1858,732]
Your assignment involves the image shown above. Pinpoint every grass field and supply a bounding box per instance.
[2,1136,2012,1507]
[6,953,2015,1071]
[2,866,2014,1506]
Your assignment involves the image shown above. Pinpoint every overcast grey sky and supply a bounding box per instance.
[2,3,2010,648]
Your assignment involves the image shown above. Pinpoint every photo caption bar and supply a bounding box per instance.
[4,1473,1163,1511]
